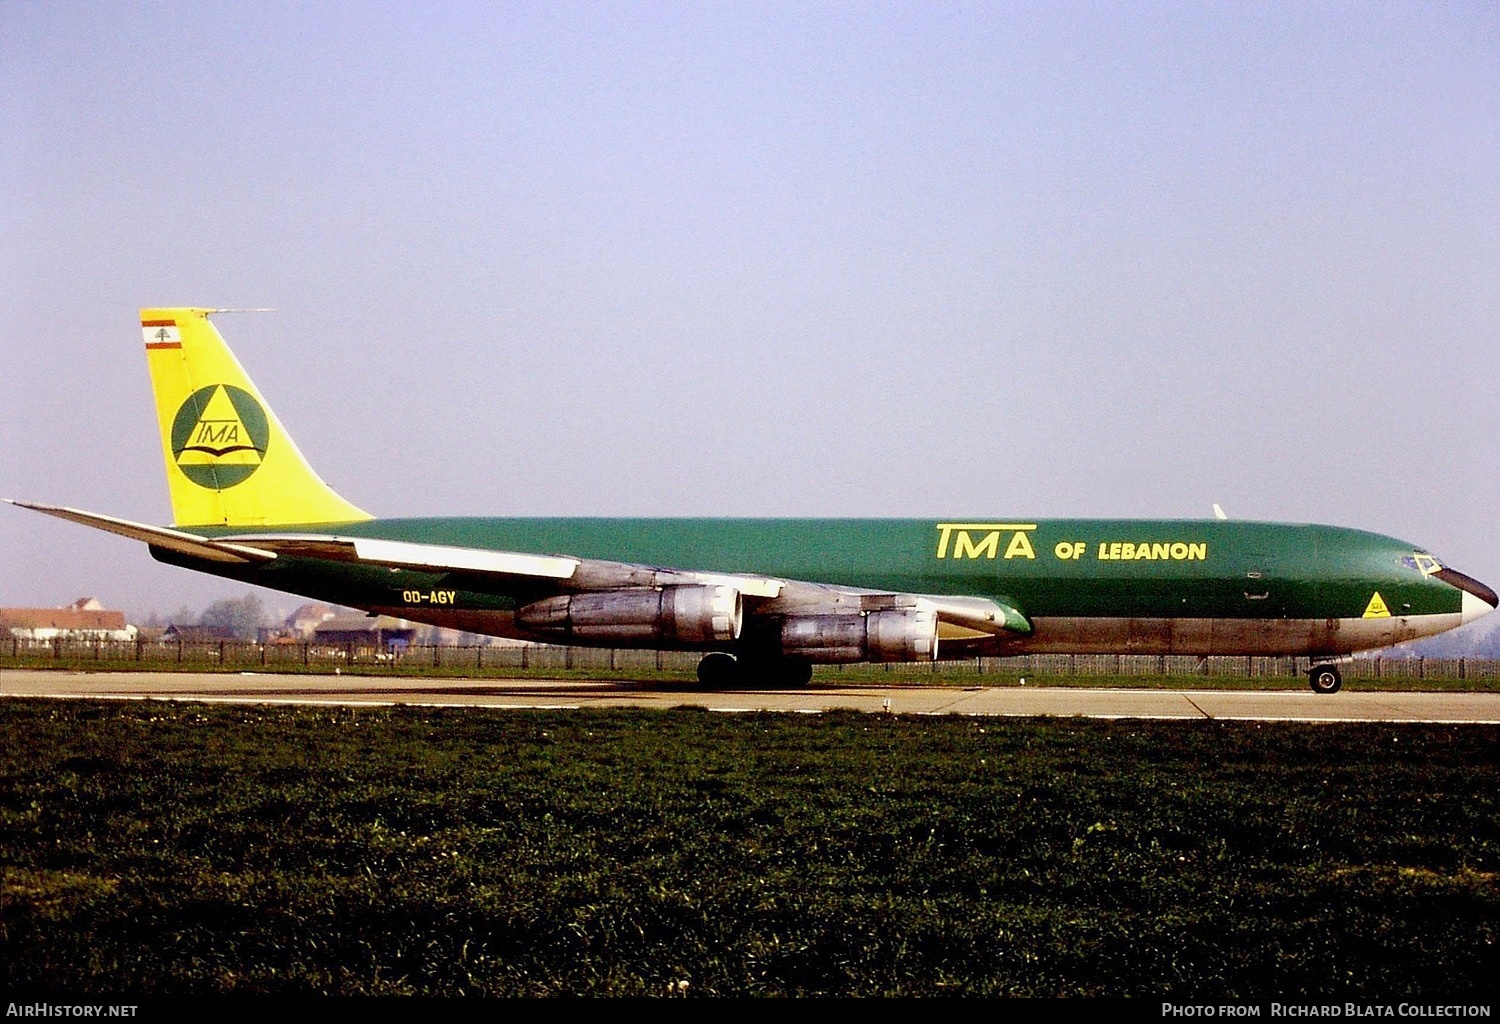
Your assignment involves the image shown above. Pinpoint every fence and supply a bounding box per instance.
[2,636,1497,681]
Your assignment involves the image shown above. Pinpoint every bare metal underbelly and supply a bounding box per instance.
[369,606,1462,661]
[368,607,530,641]
[1004,614,1462,657]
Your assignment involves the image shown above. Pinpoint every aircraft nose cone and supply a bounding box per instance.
[1435,567,1499,624]
[1462,590,1496,625]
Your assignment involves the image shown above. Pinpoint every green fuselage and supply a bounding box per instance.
[162,517,1474,660]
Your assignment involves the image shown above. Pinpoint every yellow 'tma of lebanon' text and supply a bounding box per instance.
[1097,541,1207,561]
[936,524,1038,560]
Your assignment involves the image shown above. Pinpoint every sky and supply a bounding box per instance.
[2,1,1497,637]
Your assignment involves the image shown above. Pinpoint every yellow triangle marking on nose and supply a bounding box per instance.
[1362,592,1391,619]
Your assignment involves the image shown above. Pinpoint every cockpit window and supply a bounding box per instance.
[1400,552,1443,576]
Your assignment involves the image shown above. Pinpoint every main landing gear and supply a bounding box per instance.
[1308,663,1343,695]
[696,652,814,689]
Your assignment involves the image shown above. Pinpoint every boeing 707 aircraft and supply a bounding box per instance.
[11,308,1495,693]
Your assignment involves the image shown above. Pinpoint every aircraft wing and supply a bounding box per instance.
[232,532,1028,636]
[9,502,1031,641]
[920,593,1032,636]
[233,534,582,580]
[229,532,789,599]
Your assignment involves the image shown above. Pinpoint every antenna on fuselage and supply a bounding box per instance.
[1212,504,1228,520]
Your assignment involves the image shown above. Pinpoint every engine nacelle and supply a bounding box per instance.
[778,608,939,663]
[516,585,743,646]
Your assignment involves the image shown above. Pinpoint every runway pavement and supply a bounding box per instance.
[4,669,1500,723]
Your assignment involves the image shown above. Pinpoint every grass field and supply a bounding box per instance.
[1,697,1496,998]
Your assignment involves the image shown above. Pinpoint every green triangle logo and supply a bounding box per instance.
[170,385,270,489]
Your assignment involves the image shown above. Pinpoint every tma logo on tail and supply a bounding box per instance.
[170,384,270,488]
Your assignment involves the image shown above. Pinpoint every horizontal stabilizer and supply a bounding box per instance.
[7,500,277,564]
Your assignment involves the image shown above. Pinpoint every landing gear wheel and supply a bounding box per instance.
[696,652,740,688]
[731,657,814,689]
[1308,665,1343,695]
[771,660,814,688]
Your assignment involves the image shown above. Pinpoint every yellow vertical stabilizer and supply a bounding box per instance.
[142,307,372,528]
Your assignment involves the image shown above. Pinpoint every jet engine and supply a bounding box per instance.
[778,607,939,662]
[516,585,743,645]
